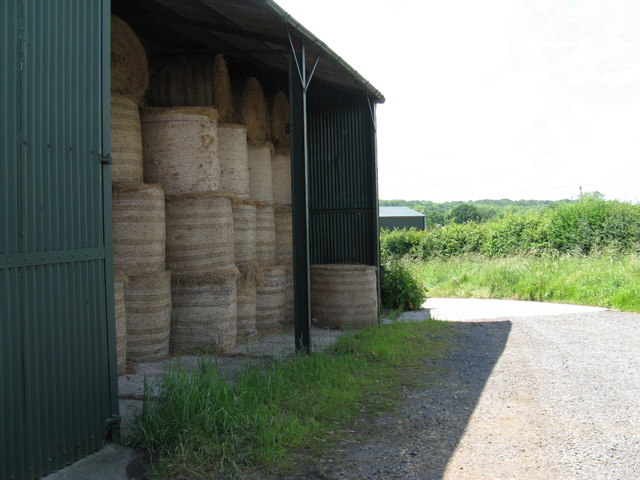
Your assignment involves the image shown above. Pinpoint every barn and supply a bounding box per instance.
[1,1,383,478]
[380,206,426,230]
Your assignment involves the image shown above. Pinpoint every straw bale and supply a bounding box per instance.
[114,275,127,375]
[141,107,219,195]
[271,148,291,205]
[165,193,235,281]
[274,205,293,264]
[256,265,285,333]
[219,124,249,199]
[111,15,149,103]
[237,261,264,288]
[236,77,269,142]
[248,142,274,203]
[310,264,378,329]
[124,271,172,362]
[256,203,276,265]
[111,94,143,185]
[237,282,257,338]
[282,264,294,325]
[112,184,166,275]
[232,201,257,264]
[270,91,290,148]
[148,55,233,122]
[171,271,237,354]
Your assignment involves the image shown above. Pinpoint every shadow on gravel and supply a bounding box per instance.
[287,320,513,480]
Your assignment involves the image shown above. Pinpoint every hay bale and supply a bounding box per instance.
[237,282,257,338]
[112,184,166,275]
[114,274,128,375]
[236,77,269,142]
[219,124,249,199]
[274,205,293,264]
[141,107,219,195]
[271,147,291,205]
[111,15,149,103]
[282,264,294,325]
[310,264,378,329]
[111,94,144,185]
[256,203,276,265]
[124,271,172,362]
[171,271,238,354]
[256,265,285,332]
[248,142,274,203]
[270,91,290,148]
[165,193,235,282]
[232,199,257,264]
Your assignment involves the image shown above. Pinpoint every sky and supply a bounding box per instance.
[276,0,640,202]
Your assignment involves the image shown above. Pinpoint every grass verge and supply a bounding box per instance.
[127,320,453,479]
[418,253,640,313]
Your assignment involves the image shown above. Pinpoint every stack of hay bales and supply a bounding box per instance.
[111,15,172,365]
[270,91,294,324]
[144,57,240,354]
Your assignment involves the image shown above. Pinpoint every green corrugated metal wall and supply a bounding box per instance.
[1,1,118,479]
[379,216,426,231]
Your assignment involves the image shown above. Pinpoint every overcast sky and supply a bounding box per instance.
[276,0,640,202]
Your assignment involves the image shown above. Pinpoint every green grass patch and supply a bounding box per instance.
[127,320,453,479]
[418,253,640,312]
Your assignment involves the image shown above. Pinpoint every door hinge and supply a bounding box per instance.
[99,153,112,165]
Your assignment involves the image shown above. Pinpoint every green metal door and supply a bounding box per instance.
[1,1,118,479]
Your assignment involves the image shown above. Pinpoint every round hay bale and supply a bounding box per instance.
[237,282,257,338]
[112,184,166,275]
[111,15,149,103]
[282,264,294,325]
[271,147,291,205]
[256,203,276,265]
[141,107,219,195]
[111,94,143,185]
[148,55,233,122]
[310,264,379,329]
[235,77,269,142]
[165,193,235,281]
[248,142,274,203]
[232,199,257,264]
[124,270,172,362]
[274,205,292,264]
[114,274,128,375]
[270,91,290,148]
[256,265,285,333]
[171,271,238,354]
[219,124,249,199]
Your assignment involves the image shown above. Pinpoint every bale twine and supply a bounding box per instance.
[282,265,294,325]
[270,91,290,148]
[219,124,249,199]
[114,274,127,375]
[274,205,293,264]
[232,199,257,264]
[111,15,149,103]
[124,271,172,362]
[235,77,269,142]
[111,94,144,185]
[248,142,274,203]
[165,193,235,282]
[171,270,238,354]
[256,265,285,333]
[237,283,257,338]
[112,184,166,275]
[141,107,219,195]
[271,147,291,205]
[310,264,379,329]
[256,203,276,266]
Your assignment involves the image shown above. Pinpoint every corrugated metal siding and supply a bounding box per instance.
[1,2,116,479]
[308,106,377,265]
[379,216,426,231]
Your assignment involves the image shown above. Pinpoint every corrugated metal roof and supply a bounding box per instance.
[379,206,425,218]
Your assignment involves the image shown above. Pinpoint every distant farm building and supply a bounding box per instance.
[379,207,426,230]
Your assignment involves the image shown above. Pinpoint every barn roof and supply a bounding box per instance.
[379,207,425,218]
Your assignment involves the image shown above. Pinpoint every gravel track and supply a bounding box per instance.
[284,300,640,480]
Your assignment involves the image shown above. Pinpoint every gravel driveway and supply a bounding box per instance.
[285,298,640,480]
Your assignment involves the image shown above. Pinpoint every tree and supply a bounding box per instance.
[448,203,482,224]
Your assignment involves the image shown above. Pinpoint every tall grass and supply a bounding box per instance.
[418,253,640,312]
[128,320,453,479]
